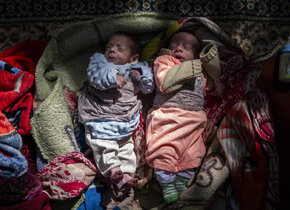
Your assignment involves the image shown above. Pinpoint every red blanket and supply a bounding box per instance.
[0,40,50,209]
[0,40,47,135]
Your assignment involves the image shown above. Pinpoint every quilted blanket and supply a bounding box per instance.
[9,12,278,210]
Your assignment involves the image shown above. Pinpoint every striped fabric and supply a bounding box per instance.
[175,175,189,194]
[160,182,179,203]
[217,91,278,210]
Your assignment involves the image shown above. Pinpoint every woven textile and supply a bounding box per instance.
[0,1,289,62]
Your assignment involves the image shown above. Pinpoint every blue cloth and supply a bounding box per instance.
[77,182,104,210]
[75,122,89,153]
[0,130,28,178]
[2,110,23,130]
[36,147,47,171]
[85,111,140,140]
[0,60,21,74]
[87,53,154,94]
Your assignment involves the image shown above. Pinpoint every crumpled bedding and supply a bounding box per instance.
[0,12,279,210]
[0,40,49,208]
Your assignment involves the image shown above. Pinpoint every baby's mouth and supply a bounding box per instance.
[107,57,116,62]
[173,54,184,61]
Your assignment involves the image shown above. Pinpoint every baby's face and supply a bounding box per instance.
[169,32,199,62]
[104,34,136,65]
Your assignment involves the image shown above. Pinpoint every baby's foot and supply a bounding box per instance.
[110,167,123,184]
[127,177,138,187]
[115,174,136,189]
[175,175,189,194]
[160,182,179,203]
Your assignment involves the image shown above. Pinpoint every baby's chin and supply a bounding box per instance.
[107,57,118,64]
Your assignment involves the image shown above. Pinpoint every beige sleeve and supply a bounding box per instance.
[200,43,221,80]
[161,59,202,93]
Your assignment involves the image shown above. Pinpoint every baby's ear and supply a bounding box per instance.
[131,54,139,61]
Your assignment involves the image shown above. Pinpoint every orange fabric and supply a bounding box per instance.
[0,111,15,134]
[153,55,181,92]
[146,55,206,173]
[145,107,206,172]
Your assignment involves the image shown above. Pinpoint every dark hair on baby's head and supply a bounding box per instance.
[172,28,201,54]
[110,31,142,56]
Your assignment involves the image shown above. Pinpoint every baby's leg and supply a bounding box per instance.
[86,133,121,176]
[116,136,138,188]
[175,170,194,194]
[118,136,136,174]
[155,169,179,203]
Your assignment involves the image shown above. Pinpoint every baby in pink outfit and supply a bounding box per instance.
[145,30,220,203]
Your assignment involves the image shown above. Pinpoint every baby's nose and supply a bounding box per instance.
[174,44,183,52]
[109,46,117,52]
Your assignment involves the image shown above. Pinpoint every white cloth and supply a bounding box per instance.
[86,133,137,176]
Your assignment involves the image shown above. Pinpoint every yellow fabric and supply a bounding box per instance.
[141,21,180,64]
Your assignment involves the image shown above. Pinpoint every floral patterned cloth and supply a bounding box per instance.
[37,151,97,200]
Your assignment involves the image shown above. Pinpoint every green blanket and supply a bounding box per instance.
[31,12,179,162]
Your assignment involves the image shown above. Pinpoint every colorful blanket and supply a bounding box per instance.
[0,40,45,135]
[0,111,28,178]
[37,151,97,200]
[0,39,47,174]
[1,2,290,64]
[136,17,279,210]
[2,13,277,210]
[0,40,48,207]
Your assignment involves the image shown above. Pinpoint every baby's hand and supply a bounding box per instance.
[130,69,141,94]
[116,73,128,88]
[130,69,141,81]
[160,48,171,56]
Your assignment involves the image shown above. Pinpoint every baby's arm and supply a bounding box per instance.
[130,69,141,81]
[130,69,141,94]
[130,63,154,94]
[116,72,128,88]
[154,55,202,94]
[87,52,119,90]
